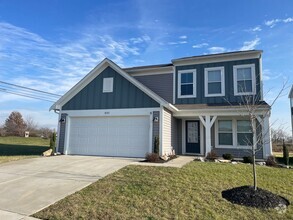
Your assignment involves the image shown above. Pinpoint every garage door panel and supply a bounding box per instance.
[67,116,149,157]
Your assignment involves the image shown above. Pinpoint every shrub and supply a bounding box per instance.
[222,153,233,160]
[266,156,277,167]
[154,136,159,154]
[243,156,253,163]
[50,132,56,153]
[145,153,160,162]
[206,150,218,160]
[283,141,289,165]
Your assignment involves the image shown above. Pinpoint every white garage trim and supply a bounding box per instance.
[62,108,159,157]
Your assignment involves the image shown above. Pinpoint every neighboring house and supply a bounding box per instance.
[289,85,293,138]
[50,50,272,159]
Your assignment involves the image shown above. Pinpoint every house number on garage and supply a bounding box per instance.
[104,111,110,115]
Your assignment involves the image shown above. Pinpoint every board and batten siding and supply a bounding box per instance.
[134,73,173,103]
[57,113,67,154]
[152,111,160,152]
[62,66,160,110]
[175,58,261,105]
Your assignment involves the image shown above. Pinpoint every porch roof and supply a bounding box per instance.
[174,101,270,111]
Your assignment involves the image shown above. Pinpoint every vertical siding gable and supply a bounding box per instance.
[175,59,260,105]
[62,66,160,110]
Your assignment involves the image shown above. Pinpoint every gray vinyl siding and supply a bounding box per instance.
[134,73,173,103]
[57,113,67,154]
[213,148,263,159]
[62,66,160,110]
[152,111,160,153]
[163,108,172,154]
[176,119,182,154]
[175,59,261,104]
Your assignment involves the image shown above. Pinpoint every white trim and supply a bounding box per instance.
[177,69,197,98]
[259,55,263,100]
[149,112,153,154]
[50,58,176,112]
[214,118,254,149]
[159,106,163,155]
[172,50,262,66]
[61,108,160,117]
[64,116,71,155]
[204,66,225,97]
[173,107,269,117]
[233,64,256,96]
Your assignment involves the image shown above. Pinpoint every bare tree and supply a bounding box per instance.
[230,81,288,191]
[25,115,39,136]
[39,127,53,139]
[4,111,27,136]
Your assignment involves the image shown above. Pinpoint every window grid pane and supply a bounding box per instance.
[218,120,232,132]
[181,73,193,84]
[208,82,221,94]
[208,70,221,82]
[181,84,193,95]
[219,133,233,145]
[237,68,252,80]
[237,80,252,93]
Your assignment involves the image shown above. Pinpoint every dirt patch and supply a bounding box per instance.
[222,186,289,210]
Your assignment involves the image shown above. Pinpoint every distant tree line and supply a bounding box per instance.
[0,111,54,138]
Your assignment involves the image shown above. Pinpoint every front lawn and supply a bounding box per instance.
[34,162,292,220]
[0,136,50,164]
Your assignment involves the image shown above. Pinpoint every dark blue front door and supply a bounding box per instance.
[186,120,200,154]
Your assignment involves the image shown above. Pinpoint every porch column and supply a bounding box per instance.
[262,114,272,158]
[199,115,217,156]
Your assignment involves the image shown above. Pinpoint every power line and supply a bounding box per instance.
[0,80,62,97]
[0,84,58,101]
[0,88,57,102]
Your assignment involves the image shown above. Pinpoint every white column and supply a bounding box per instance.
[205,115,211,156]
[262,114,272,158]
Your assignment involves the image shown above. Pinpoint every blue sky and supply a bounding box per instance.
[0,0,292,133]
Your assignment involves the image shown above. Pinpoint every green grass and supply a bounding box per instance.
[33,162,293,220]
[0,136,50,164]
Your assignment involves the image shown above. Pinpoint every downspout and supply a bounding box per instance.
[53,109,61,153]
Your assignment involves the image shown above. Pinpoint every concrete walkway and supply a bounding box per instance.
[132,155,195,168]
[0,156,138,219]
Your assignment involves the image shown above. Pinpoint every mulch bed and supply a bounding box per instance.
[140,155,178,163]
[222,186,290,209]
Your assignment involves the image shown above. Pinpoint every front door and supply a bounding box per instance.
[186,120,200,154]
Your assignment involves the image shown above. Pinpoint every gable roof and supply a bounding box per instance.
[50,58,178,112]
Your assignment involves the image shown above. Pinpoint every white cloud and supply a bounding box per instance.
[239,37,260,51]
[265,17,293,28]
[251,26,262,32]
[179,35,187,39]
[168,40,188,45]
[208,46,226,54]
[262,69,282,81]
[130,35,151,44]
[192,43,209,48]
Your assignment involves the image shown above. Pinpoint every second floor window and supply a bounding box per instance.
[233,64,256,95]
[178,69,197,98]
[204,67,225,97]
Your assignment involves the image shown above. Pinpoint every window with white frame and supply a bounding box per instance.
[237,120,253,146]
[216,119,253,148]
[103,77,113,93]
[205,67,225,97]
[218,120,233,145]
[178,69,197,98]
[233,64,256,95]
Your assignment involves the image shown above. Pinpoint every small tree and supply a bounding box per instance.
[4,111,27,136]
[50,132,56,153]
[283,139,289,166]
[227,81,288,191]
[25,115,38,136]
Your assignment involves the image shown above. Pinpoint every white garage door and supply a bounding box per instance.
[67,116,150,157]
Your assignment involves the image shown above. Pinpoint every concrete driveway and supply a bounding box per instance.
[0,155,138,219]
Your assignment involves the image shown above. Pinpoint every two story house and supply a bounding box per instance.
[50,50,272,159]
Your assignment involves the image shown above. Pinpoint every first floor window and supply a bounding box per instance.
[237,120,253,146]
[218,120,233,145]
